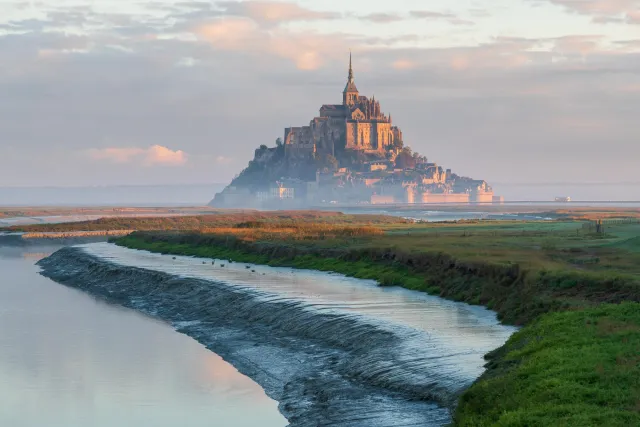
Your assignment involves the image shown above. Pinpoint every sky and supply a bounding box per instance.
[1,0,640,197]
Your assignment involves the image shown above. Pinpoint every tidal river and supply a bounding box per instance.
[37,242,517,426]
[0,244,286,427]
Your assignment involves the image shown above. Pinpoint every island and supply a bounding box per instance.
[211,54,501,209]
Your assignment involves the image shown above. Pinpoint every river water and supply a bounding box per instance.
[83,243,515,380]
[37,243,517,426]
[0,244,286,427]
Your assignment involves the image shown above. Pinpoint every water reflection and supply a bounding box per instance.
[21,252,51,261]
[85,243,516,380]
[0,246,285,427]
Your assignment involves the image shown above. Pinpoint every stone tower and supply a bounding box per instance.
[343,52,359,106]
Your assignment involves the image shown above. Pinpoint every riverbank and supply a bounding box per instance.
[113,218,640,426]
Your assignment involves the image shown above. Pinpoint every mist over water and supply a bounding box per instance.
[1,182,638,210]
[493,183,640,202]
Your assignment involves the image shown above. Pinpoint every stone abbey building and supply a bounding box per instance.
[210,53,501,208]
[284,54,403,159]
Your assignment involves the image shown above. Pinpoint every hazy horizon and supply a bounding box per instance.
[2,1,639,198]
[1,183,640,207]
[0,184,226,206]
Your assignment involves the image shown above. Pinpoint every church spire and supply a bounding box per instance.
[343,50,359,105]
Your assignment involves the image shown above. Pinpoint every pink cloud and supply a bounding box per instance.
[88,145,187,166]
[195,17,260,50]
[144,145,188,166]
[194,17,347,70]
[553,35,604,55]
[193,13,612,73]
[216,1,339,24]
[627,9,640,23]
[546,0,640,23]
[392,59,417,70]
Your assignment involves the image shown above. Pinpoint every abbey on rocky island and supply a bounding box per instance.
[284,53,403,159]
[210,54,501,209]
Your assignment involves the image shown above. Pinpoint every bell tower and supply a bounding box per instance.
[342,52,359,106]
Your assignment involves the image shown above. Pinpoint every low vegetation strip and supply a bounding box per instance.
[2,211,406,233]
[113,218,640,426]
[22,230,133,239]
[455,303,640,426]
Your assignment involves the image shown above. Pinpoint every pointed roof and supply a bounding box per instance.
[343,51,358,93]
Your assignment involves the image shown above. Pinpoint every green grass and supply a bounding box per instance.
[455,303,640,426]
[373,222,640,275]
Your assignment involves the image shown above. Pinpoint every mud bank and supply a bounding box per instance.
[38,245,515,426]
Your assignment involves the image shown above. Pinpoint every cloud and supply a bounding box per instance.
[447,18,476,26]
[88,145,187,166]
[145,145,188,166]
[614,38,640,51]
[409,11,456,19]
[215,1,340,25]
[360,13,404,23]
[194,17,259,50]
[409,10,476,26]
[541,0,640,24]
[552,35,605,55]
[2,1,640,192]
[626,8,640,23]
[88,147,143,163]
[357,10,475,25]
[392,59,417,70]
[193,16,351,70]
